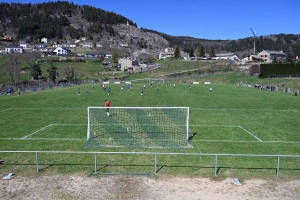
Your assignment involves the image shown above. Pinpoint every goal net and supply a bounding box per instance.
[149,78,164,84]
[85,107,190,148]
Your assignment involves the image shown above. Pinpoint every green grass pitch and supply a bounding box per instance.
[0,82,299,177]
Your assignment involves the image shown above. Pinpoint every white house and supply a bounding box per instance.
[214,53,240,61]
[19,42,30,49]
[79,41,93,48]
[53,47,71,55]
[119,58,133,71]
[41,37,48,44]
[159,51,175,59]
[257,50,286,63]
[5,46,24,53]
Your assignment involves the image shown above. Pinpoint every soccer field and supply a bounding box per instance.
[0,82,299,176]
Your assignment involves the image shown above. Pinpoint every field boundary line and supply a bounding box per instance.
[291,110,300,114]
[189,125,238,127]
[0,108,12,112]
[190,108,296,112]
[10,108,84,110]
[0,138,83,141]
[22,124,53,139]
[52,124,87,125]
[239,126,262,142]
[192,140,300,144]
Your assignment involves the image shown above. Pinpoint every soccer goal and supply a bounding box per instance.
[149,78,165,84]
[85,107,191,148]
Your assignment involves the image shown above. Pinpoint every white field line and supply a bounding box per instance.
[192,140,300,144]
[10,108,84,110]
[291,110,300,114]
[190,108,296,112]
[239,126,262,142]
[0,138,83,141]
[189,125,238,127]
[22,124,53,139]
[0,108,12,112]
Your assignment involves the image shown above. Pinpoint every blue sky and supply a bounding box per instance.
[4,0,300,40]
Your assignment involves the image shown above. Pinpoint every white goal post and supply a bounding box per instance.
[86,106,190,148]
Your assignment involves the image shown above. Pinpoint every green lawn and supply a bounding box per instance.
[0,82,299,177]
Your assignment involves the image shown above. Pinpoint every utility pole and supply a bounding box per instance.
[250,28,256,55]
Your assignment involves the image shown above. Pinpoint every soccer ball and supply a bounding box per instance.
[127,127,129,131]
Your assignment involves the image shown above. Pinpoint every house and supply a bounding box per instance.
[33,44,48,52]
[96,43,102,48]
[101,52,112,59]
[2,35,13,41]
[165,47,174,52]
[79,41,93,48]
[110,44,121,48]
[5,46,24,53]
[159,51,175,59]
[19,42,30,49]
[53,47,71,55]
[119,58,133,71]
[257,50,286,63]
[120,42,129,48]
[41,37,47,44]
[214,53,240,61]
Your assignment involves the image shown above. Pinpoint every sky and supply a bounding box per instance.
[4,0,300,40]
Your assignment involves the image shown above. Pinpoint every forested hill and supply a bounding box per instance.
[142,28,300,57]
[0,1,136,40]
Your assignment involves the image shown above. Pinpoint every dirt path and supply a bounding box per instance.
[1,173,300,200]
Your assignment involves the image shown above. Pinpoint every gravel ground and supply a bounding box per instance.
[2,173,300,200]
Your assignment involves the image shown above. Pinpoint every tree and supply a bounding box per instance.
[285,46,295,63]
[3,52,22,89]
[111,49,119,63]
[138,53,154,63]
[30,63,42,80]
[61,66,75,82]
[209,46,215,58]
[199,46,206,58]
[47,64,58,83]
[249,64,260,76]
[174,46,180,59]
[189,48,194,57]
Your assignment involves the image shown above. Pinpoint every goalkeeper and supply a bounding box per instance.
[105,100,111,117]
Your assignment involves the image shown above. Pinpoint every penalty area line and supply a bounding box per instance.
[239,126,262,142]
[22,124,53,139]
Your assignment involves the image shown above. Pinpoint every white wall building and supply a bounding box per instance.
[53,47,71,55]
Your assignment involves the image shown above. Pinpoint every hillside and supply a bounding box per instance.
[0,1,299,57]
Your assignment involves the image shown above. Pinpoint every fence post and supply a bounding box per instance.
[214,155,218,176]
[35,152,39,172]
[277,156,280,177]
[94,153,97,174]
[154,153,157,175]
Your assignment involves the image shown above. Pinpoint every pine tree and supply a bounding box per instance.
[174,46,180,59]
[285,46,295,63]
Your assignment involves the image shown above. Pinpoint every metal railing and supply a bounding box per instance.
[1,150,300,176]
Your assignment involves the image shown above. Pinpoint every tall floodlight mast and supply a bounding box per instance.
[250,28,256,55]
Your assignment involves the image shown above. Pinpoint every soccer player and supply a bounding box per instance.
[156,85,159,91]
[210,87,212,93]
[140,88,144,95]
[174,83,176,88]
[105,100,110,117]
[86,87,89,94]
[17,89,20,96]
[78,88,81,95]
[107,87,111,95]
